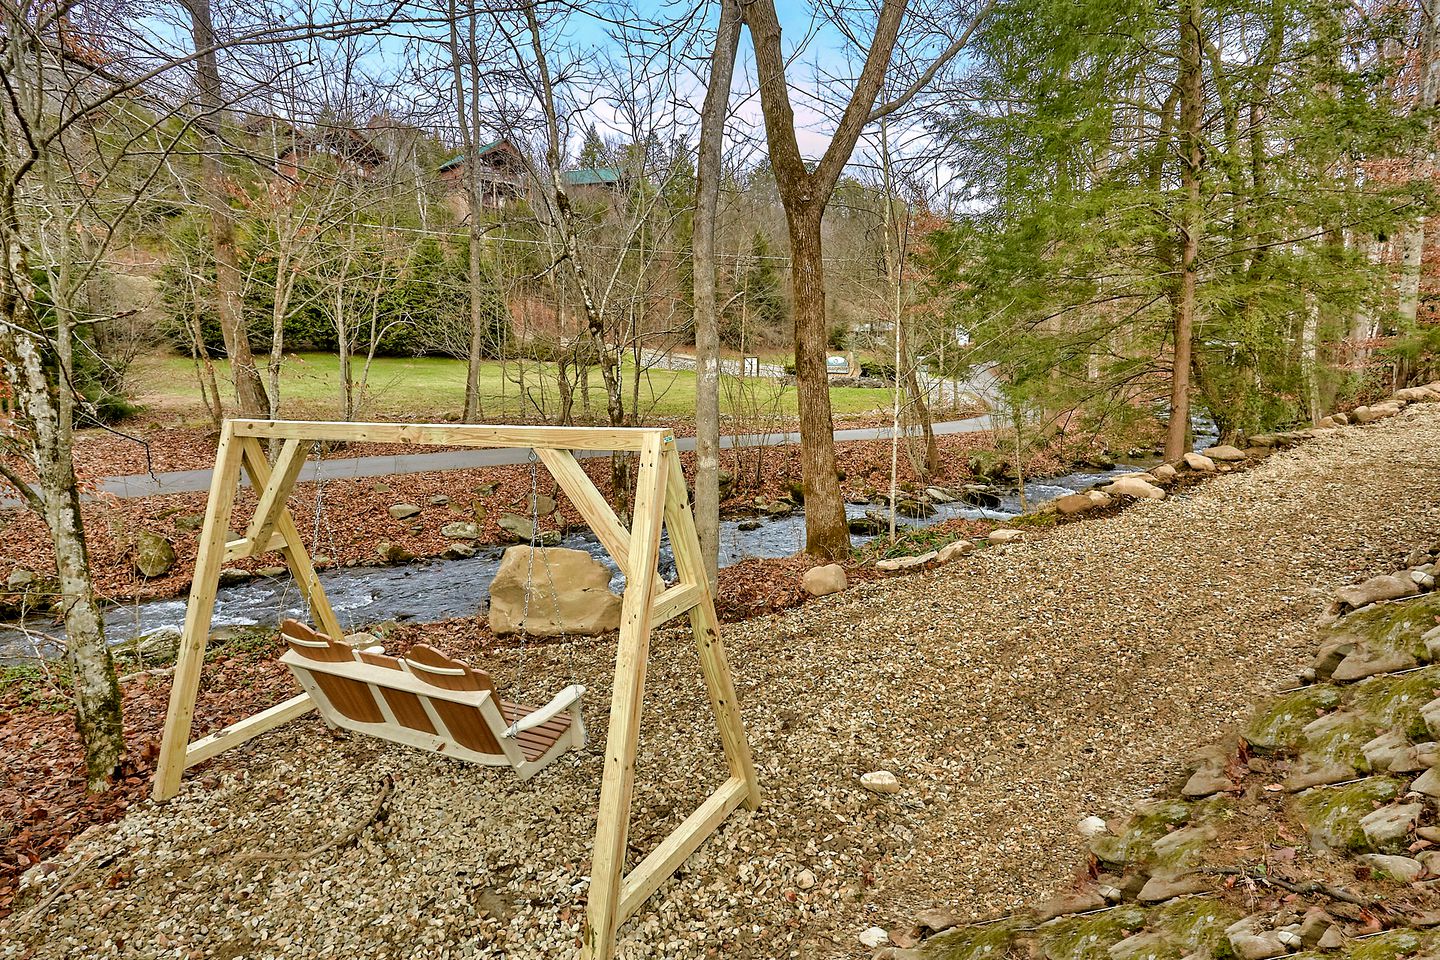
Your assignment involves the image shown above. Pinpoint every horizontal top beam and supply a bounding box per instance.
[228,419,673,452]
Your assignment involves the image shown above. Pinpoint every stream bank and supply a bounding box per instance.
[0,459,1149,659]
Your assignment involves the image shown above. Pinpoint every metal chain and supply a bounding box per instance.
[507,452,540,733]
[505,450,585,747]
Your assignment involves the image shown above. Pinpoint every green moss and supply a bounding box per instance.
[1,662,74,712]
[1089,800,1195,867]
[1348,666,1440,740]
[1035,907,1149,960]
[1150,824,1217,869]
[1344,929,1425,960]
[1146,899,1242,956]
[1293,777,1404,852]
[1326,593,1440,663]
[1244,685,1344,752]
[922,921,1022,960]
[1299,710,1381,770]
[1107,930,1183,960]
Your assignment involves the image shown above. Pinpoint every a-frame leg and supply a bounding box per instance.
[584,433,670,960]
[153,423,246,801]
[661,448,761,809]
[235,437,342,640]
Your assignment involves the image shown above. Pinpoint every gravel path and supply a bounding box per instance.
[9,405,1440,959]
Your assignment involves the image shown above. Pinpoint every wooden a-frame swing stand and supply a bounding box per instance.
[151,420,761,960]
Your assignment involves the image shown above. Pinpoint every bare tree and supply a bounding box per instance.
[181,0,272,419]
[740,0,993,557]
[691,0,742,587]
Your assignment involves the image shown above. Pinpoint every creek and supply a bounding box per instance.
[0,457,1171,661]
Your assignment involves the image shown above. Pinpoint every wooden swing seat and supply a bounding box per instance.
[278,619,585,778]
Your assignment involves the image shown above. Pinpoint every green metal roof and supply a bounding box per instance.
[562,167,623,187]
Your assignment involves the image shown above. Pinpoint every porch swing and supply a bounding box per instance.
[149,420,760,960]
[277,451,586,778]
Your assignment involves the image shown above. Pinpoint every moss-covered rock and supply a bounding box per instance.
[1035,906,1149,960]
[1298,710,1380,771]
[1348,667,1440,740]
[1293,777,1404,852]
[1150,824,1218,870]
[134,529,177,578]
[1245,686,1344,752]
[1325,593,1440,666]
[1145,898,1241,956]
[1345,928,1428,960]
[1089,799,1195,867]
[922,918,1023,960]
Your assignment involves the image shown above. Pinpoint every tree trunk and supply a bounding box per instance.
[450,0,487,422]
[183,0,269,420]
[692,0,741,587]
[1166,0,1203,461]
[1398,0,1440,330]
[1397,222,1425,328]
[785,203,849,558]
[1351,235,1381,366]
[6,331,124,790]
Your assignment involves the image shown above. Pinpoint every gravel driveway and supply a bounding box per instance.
[9,405,1440,959]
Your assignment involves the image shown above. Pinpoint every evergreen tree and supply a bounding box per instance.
[929,0,1425,440]
[578,124,607,167]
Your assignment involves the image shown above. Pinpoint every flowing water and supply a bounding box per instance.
[0,458,1164,661]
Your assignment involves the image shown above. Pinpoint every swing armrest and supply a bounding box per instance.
[507,684,586,735]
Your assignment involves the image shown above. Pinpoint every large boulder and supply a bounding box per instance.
[801,563,847,597]
[488,546,622,636]
[1204,444,1247,462]
[1354,402,1401,423]
[1183,452,1216,472]
[1104,475,1166,500]
[135,531,177,578]
[1054,493,1097,515]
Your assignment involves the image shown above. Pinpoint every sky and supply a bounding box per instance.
[540,0,956,194]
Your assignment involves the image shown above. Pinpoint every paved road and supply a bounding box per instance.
[52,416,994,501]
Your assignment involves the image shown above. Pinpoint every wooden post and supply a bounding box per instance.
[583,432,670,960]
[152,422,245,801]
[151,420,760,956]
[236,437,341,639]
[662,449,761,809]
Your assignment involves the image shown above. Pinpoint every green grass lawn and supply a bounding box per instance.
[131,352,893,424]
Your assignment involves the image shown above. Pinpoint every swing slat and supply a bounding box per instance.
[279,620,584,775]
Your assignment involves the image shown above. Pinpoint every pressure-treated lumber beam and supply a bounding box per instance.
[240,437,306,550]
[663,449,761,809]
[236,437,342,641]
[584,432,671,960]
[223,532,288,562]
[183,693,315,768]
[616,776,749,924]
[153,423,246,801]
[229,419,663,451]
[650,582,701,627]
[534,447,631,574]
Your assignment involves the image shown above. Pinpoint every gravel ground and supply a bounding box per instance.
[7,405,1440,960]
